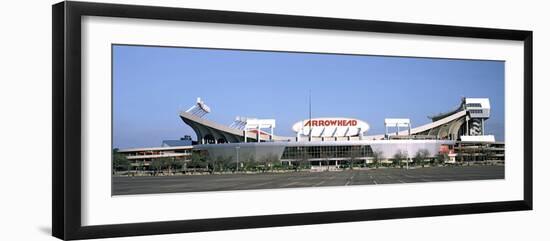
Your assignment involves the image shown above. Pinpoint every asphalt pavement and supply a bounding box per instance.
[112,165,504,195]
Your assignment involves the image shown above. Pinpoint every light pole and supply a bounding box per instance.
[236,146,240,173]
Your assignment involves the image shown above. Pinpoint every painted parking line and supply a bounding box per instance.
[314,180,326,187]
[279,181,301,188]
[113,166,505,195]
[247,182,274,187]
[344,173,357,186]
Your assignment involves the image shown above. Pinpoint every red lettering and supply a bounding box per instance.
[302,119,360,127]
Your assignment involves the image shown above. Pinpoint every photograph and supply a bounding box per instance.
[47,1,536,239]
[111,44,505,195]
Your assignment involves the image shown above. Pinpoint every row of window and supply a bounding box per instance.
[281,145,374,160]
[469,109,484,114]
[466,103,482,108]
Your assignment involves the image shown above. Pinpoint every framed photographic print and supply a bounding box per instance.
[52,1,533,240]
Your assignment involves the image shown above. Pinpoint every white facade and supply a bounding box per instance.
[196,139,454,163]
[465,98,491,119]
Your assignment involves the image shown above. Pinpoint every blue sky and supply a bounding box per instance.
[113,45,505,148]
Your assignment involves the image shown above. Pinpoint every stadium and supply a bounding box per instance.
[117,97,504,172]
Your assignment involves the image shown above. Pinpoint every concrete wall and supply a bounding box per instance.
[195,139,454,162]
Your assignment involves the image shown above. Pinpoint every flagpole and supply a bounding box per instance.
[309,89,312,142]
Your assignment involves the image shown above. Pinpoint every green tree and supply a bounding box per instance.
[112,149,130,175]
[393,150,407,168]
[243,155,258,172]
[171,158,186,173]
[261,153,280,172]
[296,147,310,170]
[213,156,232,173]
[436,153,449,166]
[150,158,165,175]
[414,149,430,167]
[371,150,383,169]
[348,146,363,169]
[213,156,222,173]
[189,152,207,171]
[318,147,331,170]
[208,156,219,173]
[223,156,233,172]
[203,155,212,173]
[161,157,179,174]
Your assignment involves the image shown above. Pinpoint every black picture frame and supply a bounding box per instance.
[52,1,533,240]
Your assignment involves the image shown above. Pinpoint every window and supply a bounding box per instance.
[281,145,373,160]
[469,109,483,114]
[466,103,482,108]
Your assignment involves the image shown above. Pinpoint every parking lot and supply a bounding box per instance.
[112,165,504,195]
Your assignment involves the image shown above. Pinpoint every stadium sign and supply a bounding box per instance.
[292,118,370,137]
